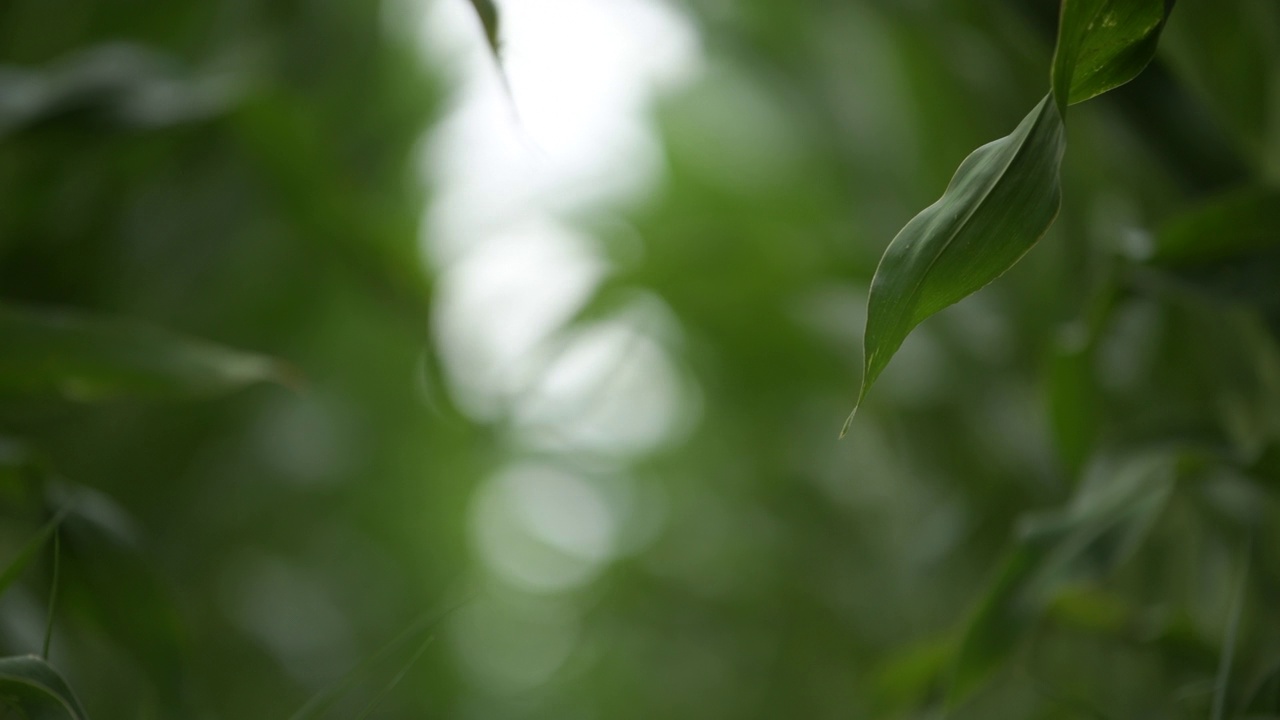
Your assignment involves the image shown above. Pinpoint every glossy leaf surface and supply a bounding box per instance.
[846,95,1064,433]
[1052,0,1175,108]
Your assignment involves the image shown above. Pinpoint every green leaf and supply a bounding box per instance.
[1153,186,1280,266]
[1052,0,1176,109]
[1159,0,1278,170]
[0,304,295,401]
[467,0,502,60]
[949,451,1179,705]
[0,507,69,602]
[0,655,90,720]
[846,0,1178,433]
[949,545,1043,705]
[845,94,1064,434]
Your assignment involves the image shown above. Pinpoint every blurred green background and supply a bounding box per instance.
[2,0,1279,718]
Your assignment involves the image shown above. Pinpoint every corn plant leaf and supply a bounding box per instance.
[1153,186,1280,265]
[0,304,294,401]
[844,95,1064,434]
[846,0,1177,433]
[0,655,90,720]
[1052,0,1176,109]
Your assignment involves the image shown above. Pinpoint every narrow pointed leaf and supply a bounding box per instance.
[1052,0,1175,109]
[847,95,1064,431]
[0,655,91,720]
[0,304,295,401]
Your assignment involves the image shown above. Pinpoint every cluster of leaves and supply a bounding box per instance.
[1,0,456,716]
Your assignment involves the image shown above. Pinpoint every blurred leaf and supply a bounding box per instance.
[1046,264,1121,473]
[0,304,295,401]
[289,601,461,720]
[0,655,90,720]
[0,42,235,138]
[1153,186,1280,265]
[0,506,69,602]
[1052,0,1175,109]
[1047,584,1134,635]
[1158,0,1279,168]
[949,546,1043,705]
[1243,659,1280,715]
[1019,452,1178,571]
[950,451,1179,705]
[869,637,953,711]
[466,0,502,59]
[848,0,1177,432]
[845,95,1065,433]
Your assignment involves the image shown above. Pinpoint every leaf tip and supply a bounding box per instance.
[839,405,859,439]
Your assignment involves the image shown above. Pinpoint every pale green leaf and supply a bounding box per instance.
[0,655,90,720]
[0,305,295,401]
[845,95,1064,433]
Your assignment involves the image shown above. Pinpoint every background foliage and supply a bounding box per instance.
[1,0,1278,718]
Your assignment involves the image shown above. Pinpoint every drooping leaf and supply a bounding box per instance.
[845,95,1064,433]
[0,655,90,720]
[0,507,69,601]
[1052,0,1176,109]
[846,0,1178,432]
[0,304,295,401]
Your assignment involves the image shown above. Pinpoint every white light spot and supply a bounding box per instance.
[471,463,617,592]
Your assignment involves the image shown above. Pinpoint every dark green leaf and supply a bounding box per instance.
[1243,658,1280,715]
[0,305,295,401]
[1052,0,1175,109]
[1153,186,1280,266]
[949,546,1043,705]
[0,655,90,720]
[845,95,1064,433]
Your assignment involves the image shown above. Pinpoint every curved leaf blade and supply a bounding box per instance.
[845,95,1064,433]
[1052,0,1175,109]
[0,655,90,720]
[0,304,295,401]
